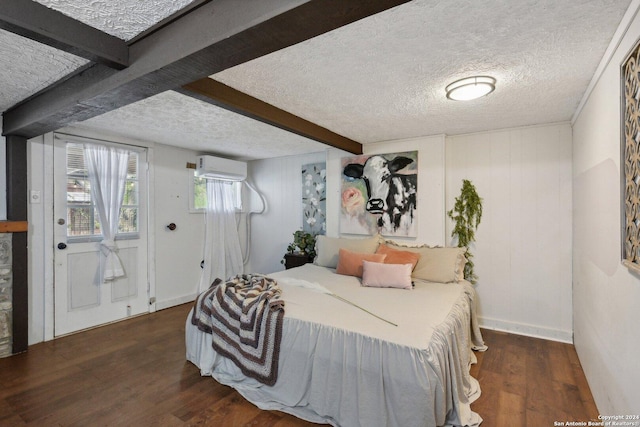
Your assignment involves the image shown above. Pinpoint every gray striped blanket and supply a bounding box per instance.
[191,274,285,386]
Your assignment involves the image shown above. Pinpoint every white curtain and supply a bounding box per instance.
[84,144,130,282]
[198,180,244,293]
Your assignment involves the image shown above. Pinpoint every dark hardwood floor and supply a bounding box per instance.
[470,329,599,425]
[0,303,599,426]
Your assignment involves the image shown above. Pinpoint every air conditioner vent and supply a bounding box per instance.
[196,155,247,181]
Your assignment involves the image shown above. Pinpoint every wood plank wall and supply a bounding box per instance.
[446,123,573,342]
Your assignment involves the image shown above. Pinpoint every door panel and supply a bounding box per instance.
[67,250,101,310]
[54,138,149,336]
[111,247,138,302]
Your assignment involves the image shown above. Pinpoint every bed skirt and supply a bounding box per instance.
[186,265,486,427]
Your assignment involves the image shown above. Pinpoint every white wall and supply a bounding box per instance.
[152,144,205,309]
[247,151,327,274]
[572,1,640,413]
[446,123,573,342]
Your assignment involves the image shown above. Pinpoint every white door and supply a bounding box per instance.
[53,138,149,336]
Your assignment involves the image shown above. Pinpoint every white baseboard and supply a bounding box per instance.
[479,316,573,344]
[156,293,197,310]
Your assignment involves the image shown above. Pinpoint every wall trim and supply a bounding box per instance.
[146,147,157,313]
[56,126,156,149]
[446,121,571,139]
[0,221,27,232]
[571,0,640,124]
[42,134,55,342]
[479,316,573,344]
[155,293,196,311]
[368,133,447,146]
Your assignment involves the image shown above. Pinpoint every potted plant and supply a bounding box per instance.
[282,231,317,265]
[447,179,483,284]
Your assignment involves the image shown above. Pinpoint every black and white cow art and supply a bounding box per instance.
[343,154,417,234]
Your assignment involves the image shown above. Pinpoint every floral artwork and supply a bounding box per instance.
[302,162,326,235]
[340,151,418,236]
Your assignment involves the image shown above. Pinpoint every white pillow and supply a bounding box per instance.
[314,235,380,268]
[361,261,413,289]
[385,241,467,283]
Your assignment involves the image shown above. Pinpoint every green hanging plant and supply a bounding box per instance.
[447,179,483,284]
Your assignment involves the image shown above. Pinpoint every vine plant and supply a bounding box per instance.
[447,179,483,284]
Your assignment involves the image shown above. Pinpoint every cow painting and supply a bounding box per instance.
[341,152,418,236]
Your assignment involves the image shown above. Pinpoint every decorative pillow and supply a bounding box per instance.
[314,235,380,268]
[385,241,467,283]
[375,244,421,270]
[335,249,386,277]
[361,261,413,289]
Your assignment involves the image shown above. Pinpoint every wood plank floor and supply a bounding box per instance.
[0,303,599,426]
[470,329,599,425]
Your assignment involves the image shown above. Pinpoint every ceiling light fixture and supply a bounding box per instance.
[445,76,496,101]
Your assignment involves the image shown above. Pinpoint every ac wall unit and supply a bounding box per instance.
[196,155,247,181]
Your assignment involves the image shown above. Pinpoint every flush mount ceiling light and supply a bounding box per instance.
[445,76,496,101]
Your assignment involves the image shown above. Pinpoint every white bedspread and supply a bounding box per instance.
[186,264,486,427]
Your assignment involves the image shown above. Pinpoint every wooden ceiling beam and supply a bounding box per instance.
[181,78,363,155]
[0,0,128,69]
[2,0,410,139]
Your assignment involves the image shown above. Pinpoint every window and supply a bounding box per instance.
[192,173,207,211]
[189,171,242,212]
[66,143,139,239]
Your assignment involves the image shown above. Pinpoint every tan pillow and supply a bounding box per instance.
[385,242,467,283]
[375,244,421,270]
[336,249,386,277]
[314,235,380,268]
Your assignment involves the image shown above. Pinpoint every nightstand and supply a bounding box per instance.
[283,253,313,270]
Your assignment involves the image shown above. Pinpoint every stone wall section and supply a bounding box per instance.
[0,233,12,357]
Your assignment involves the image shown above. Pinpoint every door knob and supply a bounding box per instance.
[57,242,67,250]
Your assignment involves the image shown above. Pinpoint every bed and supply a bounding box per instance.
[186,237,486,427]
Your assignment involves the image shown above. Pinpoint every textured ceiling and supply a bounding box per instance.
[73,90,328,160]
[34,0,196,41]
[0,29,88,112]
[214,0,632,143]
[0,0,195,116]
[0,0,634,160]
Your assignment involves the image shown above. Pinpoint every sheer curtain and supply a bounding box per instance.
[84,143,130,282]
[198,179,244,293]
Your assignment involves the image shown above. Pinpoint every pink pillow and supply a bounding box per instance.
[336,249,386,277]
[361,261,413,289]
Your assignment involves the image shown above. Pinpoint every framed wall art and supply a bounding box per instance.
[340,151,418,237]
[302,162,326,235]
[621,38,640,271]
